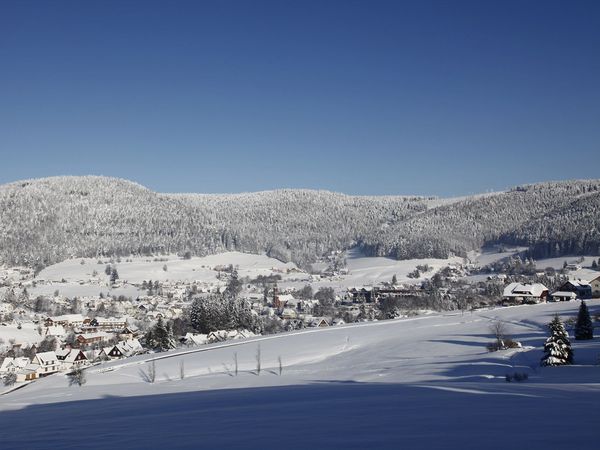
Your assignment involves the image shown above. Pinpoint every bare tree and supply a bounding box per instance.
[255,345,261,375]
[3,372,17,386]
[490,320,507,347]
[67,367,86,387]
[179,360,185,380]
[234,352,238,376]
[139,360,156,383]
[278,356,283,376]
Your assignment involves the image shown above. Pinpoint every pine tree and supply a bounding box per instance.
[110,268,119,284]
[145,317,174,351]
[574,301,593,340]
[541,315,573,366]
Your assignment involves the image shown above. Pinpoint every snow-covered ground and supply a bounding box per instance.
[535,255,599,271]
[36,252,297,285]
[31,250,464,298]
[467,246,529,267]
[0,322,41,347]
[1,300,599,449]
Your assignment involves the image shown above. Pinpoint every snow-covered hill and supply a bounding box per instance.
[2,176,600,270]
[1,300,598,449]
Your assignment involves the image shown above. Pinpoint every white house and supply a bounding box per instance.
[502,283,548,304]
[32,351,61,376]
[0,357,30,375]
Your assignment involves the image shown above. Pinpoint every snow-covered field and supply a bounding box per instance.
[0,323,41,347]
[467,246,529,267]
[1,300,599,449]
[31,250,464,298]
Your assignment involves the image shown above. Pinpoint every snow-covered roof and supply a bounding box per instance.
[48,314,85,323]
[77,332,111,340]
[503,282,548,298]
[551,291,577,298]
[35,351,57,364]
[45,325,66,336]
[0,357,30,371]
[64,350,86,363]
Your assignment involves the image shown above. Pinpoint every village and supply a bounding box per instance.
[1,251,600,389]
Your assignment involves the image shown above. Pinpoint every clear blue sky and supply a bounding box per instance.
[1,0,599,196]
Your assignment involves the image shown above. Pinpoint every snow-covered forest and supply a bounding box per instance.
[1,176,599,270]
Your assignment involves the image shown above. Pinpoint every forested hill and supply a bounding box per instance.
[0,176,599,270]
[359,180,600,260]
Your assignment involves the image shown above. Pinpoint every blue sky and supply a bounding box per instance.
[1,0,599,196]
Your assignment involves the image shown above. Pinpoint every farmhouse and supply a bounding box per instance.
[589,274,600,298]
[557,280,592,299]
[502,283,548,304]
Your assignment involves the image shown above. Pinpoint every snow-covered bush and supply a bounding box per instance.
[541,315,573,366]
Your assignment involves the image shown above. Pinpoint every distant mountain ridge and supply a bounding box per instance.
[1,176,599,270]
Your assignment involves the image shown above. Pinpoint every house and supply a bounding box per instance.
[17,364,40,382]
[76,332,112,346]
[119,325,140,341]
[277,294,296,307]
[44,314,85,328]
[182,333,209,346]
[207,330,229,343]
[32,351,61,376]
[99,345,124,360]
[589,274,600,298]
[89,317,128,331]
[44,325,67,337]
[56,348,88,370]
[99,339,143,360]
[502,283,549,304]
[347,287,375,303]
[557,280,592,299]
[0,357,30,375]
[549,291,577,302]
[310,317,330,328]
[226,330,254,340]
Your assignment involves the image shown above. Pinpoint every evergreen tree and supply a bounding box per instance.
[189,294,256,334]
[225,269,243,298]
[593,259,599,270]
[574,301,594,340]
[541,315,573,366]
[110,268,119,284]
[391,274,398,285]
[145,317,175,351]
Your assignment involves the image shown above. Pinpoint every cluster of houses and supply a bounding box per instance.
[502,274,600,304]
[0,313,147,385]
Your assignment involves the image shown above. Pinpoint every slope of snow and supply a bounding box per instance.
[1,300,599,448]
[0,322,41,347]
[31,250,466,298]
